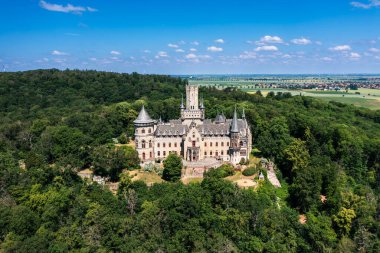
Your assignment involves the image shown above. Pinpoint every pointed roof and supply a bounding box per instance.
[180,94,185,109]
[242,107,246,119]
[200,95,205,109]
[214,110,226,124]
[230,105,239,133]
[134,105,155,124]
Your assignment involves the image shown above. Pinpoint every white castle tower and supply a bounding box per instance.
[181,84,205,125]
[133,105,156,163]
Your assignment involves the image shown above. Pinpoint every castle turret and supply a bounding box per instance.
[229,106,241,164]
[180,94,185,110]
[134,105,156,163]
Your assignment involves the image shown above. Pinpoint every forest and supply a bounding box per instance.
[0,69,379,252]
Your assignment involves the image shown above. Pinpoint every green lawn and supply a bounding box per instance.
[316,97,380,110]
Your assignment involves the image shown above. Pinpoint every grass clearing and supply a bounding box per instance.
[316,97,380,110]
[127,170,164,185]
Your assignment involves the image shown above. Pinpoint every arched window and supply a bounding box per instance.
[150,152,152,158]
[205,142,207,147]
[221,142,224,146]
[240,141,243,147]
[142,152,146,160]
[149,140,152,148]
[216,142,218,147]
[157,143,160,148]
[135,140,139,148]
[142,140,146,148]
[169,142,171,148]
[163,143,166,148]
[175,142,177,148]
[148,128,151,133]
[142,129,145,134]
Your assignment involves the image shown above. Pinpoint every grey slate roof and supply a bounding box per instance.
[214,113,226,124]
[155,124,188,136]
[197,119,247,136]
[134,105,155,124]
[154,118,247,137]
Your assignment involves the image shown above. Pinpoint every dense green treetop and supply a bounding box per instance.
[0,69,379,252]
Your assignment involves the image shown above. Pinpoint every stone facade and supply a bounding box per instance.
[134,84,252,165]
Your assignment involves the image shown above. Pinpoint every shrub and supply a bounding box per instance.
[205,164,235,178]
[242,167,256,176]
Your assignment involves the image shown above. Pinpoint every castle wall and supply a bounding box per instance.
[154,136,183,160]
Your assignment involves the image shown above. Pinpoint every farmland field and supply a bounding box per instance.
[189,79,380,110]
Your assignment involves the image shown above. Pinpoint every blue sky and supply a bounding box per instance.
[1,0,380,74]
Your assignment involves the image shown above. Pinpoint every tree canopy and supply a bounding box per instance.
[0,69,379,252]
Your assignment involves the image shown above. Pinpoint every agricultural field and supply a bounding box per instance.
[190,79,380,110]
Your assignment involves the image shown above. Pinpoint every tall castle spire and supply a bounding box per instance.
[230,105,239,133]
[180,94,185,109]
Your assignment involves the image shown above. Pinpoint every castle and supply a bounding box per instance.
[133,84,252,166]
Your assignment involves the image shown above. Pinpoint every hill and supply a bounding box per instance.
[0,69,379,252]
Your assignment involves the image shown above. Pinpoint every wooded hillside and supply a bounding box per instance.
[0,69,379,252]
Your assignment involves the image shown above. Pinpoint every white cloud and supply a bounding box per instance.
[175,49,185,53]
[168,43,179,48]
[39,1,97,14]
[36,58,50,63]
[191,41,200,46]
[259,35,283,44]
[315,41,323,45]
[190,48,197,52]
[185,53,211,62]
[214,38,224,44]
[351,0,380,9]
[254,45,279,52]
[143,50,151,53]
[207,46,223,52]
[321,57,333,61]
[89,57,97,61]
[239,51,257,59]
[369,47,380,53]
[110,50,121,55]
[329,45,352,51]
[350,52,361,59]
[185,53,197,59]
[282,54,292,59]
[110,56,121,61]
[51,50,67,56]
[87,7,98,12]
[155,51,168,58]
[291,38,312,45]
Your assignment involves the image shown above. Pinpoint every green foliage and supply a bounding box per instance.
[0,70,379,252]
[242,166,256,176]
[333,208,356,236]
[91,145,123,178]
[162,153,182,182]
[204,164,235,178]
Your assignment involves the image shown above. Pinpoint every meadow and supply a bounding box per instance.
[190,80,380,110]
